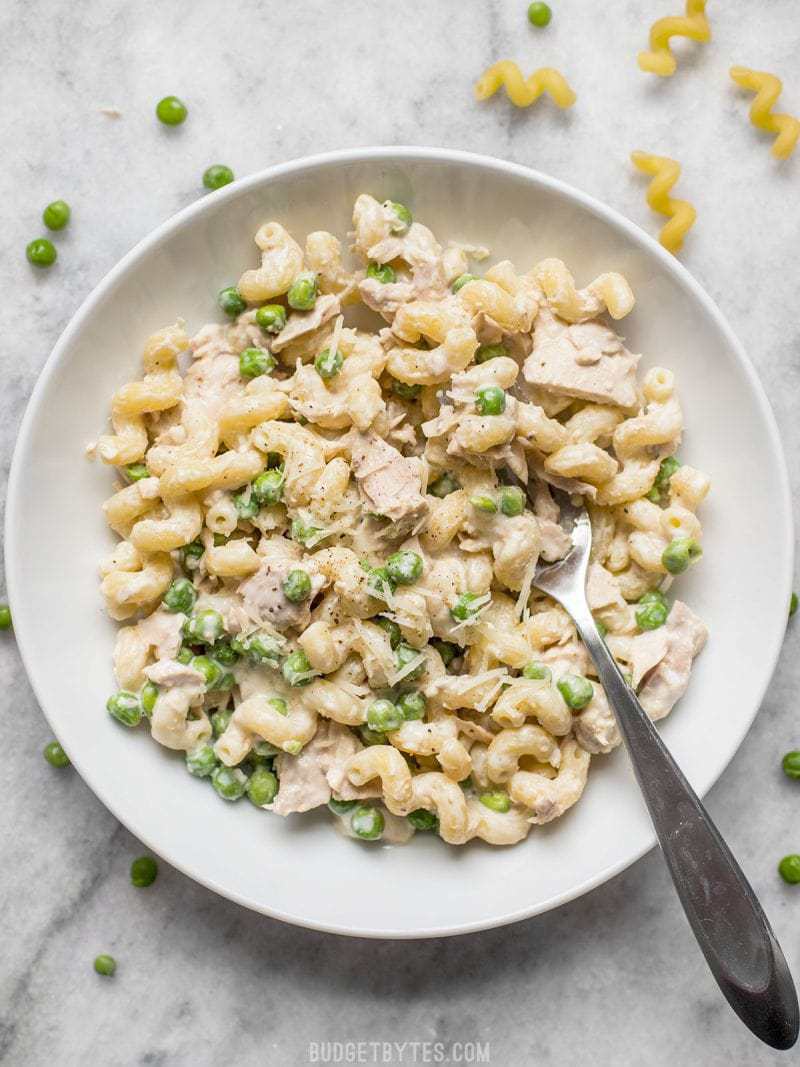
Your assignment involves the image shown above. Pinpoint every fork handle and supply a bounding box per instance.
[568,601,798,1050]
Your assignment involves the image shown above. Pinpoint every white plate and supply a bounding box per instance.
[6,148,793,938]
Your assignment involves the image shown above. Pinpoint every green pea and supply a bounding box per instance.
[782,751,800,780]
[367,698,403,733]
[287,271,318,310]
[283,649,314,687]
[186,743,218,778]
[791,593,799,618]
[635,589,669,631]
[594,617,608,639]
[218,286,246,318]
[646,456,681,503]
[475,343,508,364]
[527,1,552,27]
[252,467,284,505]
[181,540,204,570]
[231,631,282,667]
[42,199,71,230]
[386,201,412,234]
[184,608,225,646]
[94,954,116,977]
[211,708,233,739]
[255,304,287,334]
[176,647,193,664]
[267,697,288,716]
[328,796,358,815]
[374,615,402,649]
[407,809,439,831]
[479,790,511,813]
[450,592,481,622]
[367,261,396,284]
[283,568,312,603]
[233,489,259,520]
[315,347,344,379]
[662,537,703,576]
[240,635,278,665]
[359,725,386,746]
[247,766,279,806]
[140,681,159,717]
[213,642,239,666]
[452,273,478,293]
[203,164,234,190]
[522,661,551,681]
[211,764,248,801]
[475,385,506,416]
[290,517,325,548]
[191,655,223,690]
[365,564,395,600]
[386,550,423,585]
[395,642,426,681]
[130,855,158,888]
[778,854,800,884]
[431,639,459,667]
[350,805,385,840]
[397,690,426,721]
[43,740,70,768]
[557,674,594,710]
[155,95,188,125]
[107,690,142,727]
[124,462,149,482]
[239,346,276,379]
[429,473,459,498]
[26,238,57,267]
[0,605,11,630]
[499,485,525,517]
[470,494,497,514]
[162,578,197,615]
[391,378,422,400]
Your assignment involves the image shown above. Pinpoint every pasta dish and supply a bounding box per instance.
[93,194,708,846]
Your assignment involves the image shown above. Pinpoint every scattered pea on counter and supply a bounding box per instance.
[94,954,116,977]
[778,855,800,885]
[130,856,158,888]
[43,741,70,768]
[203,164,234,190]
[26,238,57,268]
[155,95,188,125]
[42,199,71,230]
[0,604,11,629]
[527,2,552,27]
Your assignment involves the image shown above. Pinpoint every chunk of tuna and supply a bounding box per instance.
[638,600,707,720]
[240,556,326,632]
[271,720,379,816]
[524,308,640,409]
[271,294,341,353]
[349,432,429,537]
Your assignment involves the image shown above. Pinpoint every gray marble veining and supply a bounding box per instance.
[1,1,799,1064]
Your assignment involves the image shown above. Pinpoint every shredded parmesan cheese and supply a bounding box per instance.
[448,591,493,635]
[389,652,427,687]
[516,556,539,621]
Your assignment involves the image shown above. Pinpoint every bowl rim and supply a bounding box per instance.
[6,145,794,938]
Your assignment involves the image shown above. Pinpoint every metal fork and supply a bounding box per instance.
[519,482,798,1050]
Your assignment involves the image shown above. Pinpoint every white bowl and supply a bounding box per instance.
[6,148,793,938]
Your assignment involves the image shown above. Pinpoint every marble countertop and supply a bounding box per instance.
[2,1,799,1063]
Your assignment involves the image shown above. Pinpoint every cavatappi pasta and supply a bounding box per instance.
[93,194,708,847]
